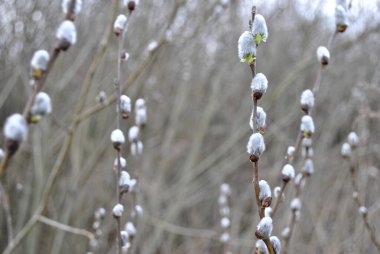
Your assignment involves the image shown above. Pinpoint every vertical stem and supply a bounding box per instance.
[252,161,263,218]
[0,181,13,243]
[114,10,132,254]
[270,181,287,218]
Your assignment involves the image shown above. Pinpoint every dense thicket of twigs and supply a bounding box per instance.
[0,0,380,253]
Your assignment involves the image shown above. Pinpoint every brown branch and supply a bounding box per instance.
[271,181,287,218]
[37,215,95,240]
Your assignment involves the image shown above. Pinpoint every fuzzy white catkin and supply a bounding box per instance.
[303,159,314,175]
[348,132,359,147]
[125,222,136,236]
[135,205,143,216]
[119,171,131,187]
[220,183,231,196]
[31,50,50,71]
[114,15,127,32]
[251,73,268,94]
[290,198,301,211]
[96,91,106,103]
[247,132,265,156]
[120,95,131,113]
[120,230,129,243]
[221,217,230,228]
[56,20,77,45]
[4,114,28,142]
[128,126,139,143]
[302,137,312,148]
[135,109,147,127]
[287,146,295,157]
[300,89,315,109]
[316,46,330,62]
[111,129,125,144]
[31,92,52,116]
[251,14,268,43]
[264,207,272,218]
[250,106,266,130]
[358,206,368,215]
[255,240,268,254]
[257,217,273,238]
[114,157,127,169]
[282,164,295,179]
[335,5,349,28]
[274,186,284,200]
[220,232,230,242]
[218,195,227,206]
[62,0,82,14]
[341,143,352,157]
[281,227,290,238]
[270,236,281,254]
[112,203,124,217]
[128,178,137,192]
[220,206,230,217]
[238,31,256,61]
[300,115,315,135]
[147,41,158,52]
[259,180,271,200]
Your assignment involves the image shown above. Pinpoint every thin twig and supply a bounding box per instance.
[0,182,13,244]
[270,181,287,218]
[37,215,95,240]
[347,157,380,252]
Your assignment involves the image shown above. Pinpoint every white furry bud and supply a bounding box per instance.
[147,41,158,52]
[218,195,227,206]
[303,158,314,175]
[111,129,125,144]
[135,205,143,216]
[56,20,77,49]
[135,99,147,127]
[251,14,268,44]
[282,164,295,182]
[270,236,281,254]
[287,146,295,158]
[128,126,139,143]
[112,203,124,218]
[220,207,230,217]
[119,171,131,188]
[114,15,127,36]
[290,198,301,211]
[247,133,265,159]
[274,186,285,201]
[4,114,28,142]
[256,217,273,239]
[220,232,229,243]
[96,91,106,103]
[125,222,136,236]
[316,46,330,65]
[358,206,368,216]
[31,92,52,116]
[264,207,272,218]
[30,50,50,73]
[114,157,127,169]
[281,227,290,239]
[300,115,315,136]
[255,240,268,254]
[300,89,315,112]
[348,132,359,148]
[341,143,352,158]
[62,0,82,15]
[251,73,268,99]
[259,180,272,201]
[220,183,231,196]
[221,217,230,228]
[352,191,358,199]
[120,95,131,119]
[250,106,266,131]
[335,5,349,32]
[238,31,256,63]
